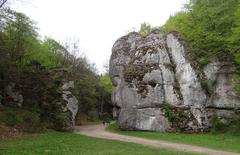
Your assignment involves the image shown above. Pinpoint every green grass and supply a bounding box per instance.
[107,123,240,153]
[0,131,198,155]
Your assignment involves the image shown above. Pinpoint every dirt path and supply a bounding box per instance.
[75,124,240,155]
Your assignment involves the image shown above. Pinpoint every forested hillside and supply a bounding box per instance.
[161,0,240,93]
[0,0,240,155]
[0,7,112,137]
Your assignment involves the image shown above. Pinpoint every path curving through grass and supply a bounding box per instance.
[75,124,240,155]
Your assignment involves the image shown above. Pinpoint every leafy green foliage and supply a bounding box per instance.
[162,0,239,60]
[96,63,113,120]
[162,103,176,123]
[74,74,98,114]
[161,12,192,34]
[0,9,35,69]
[211,114,240,135]
[162,103,190,131]
[161,0,240,94]
[0,8,112,132]
[230,17,240,60]
[139,22,152,37]
[210,114,226,133]
[100,73,112,94]
[25,38,65,69]
[97,73,113,120]
[233,74,240,95]
[200,80,213,95]
[0,8,65,69]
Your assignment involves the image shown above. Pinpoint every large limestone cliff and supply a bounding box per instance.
[109,30,240,132]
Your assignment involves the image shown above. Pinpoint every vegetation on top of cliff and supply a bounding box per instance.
[138,0,240,94]
[160,0,240,93]
[139,22,153,37]
[138,0,240,69]
[162,0,240,63]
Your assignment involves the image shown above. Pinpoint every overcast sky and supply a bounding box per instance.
[9,0,187,73]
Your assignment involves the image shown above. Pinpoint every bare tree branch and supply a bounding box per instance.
[0,0,7,8]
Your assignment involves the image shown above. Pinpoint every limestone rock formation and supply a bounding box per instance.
[1,69,79,132]
[62,81,79,127]
[4,82,23,107]
[109,30,240,132]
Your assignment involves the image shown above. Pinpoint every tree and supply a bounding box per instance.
[100,73,112,94]
[0,7,112,130]
[162,0,239,64]
[37,38,66,68]
[229,1,240,65]
[161,0,240,94]
[0,0,7,8]
[1,9,39,66]
[97,61,113,119]
[139,22,152,36]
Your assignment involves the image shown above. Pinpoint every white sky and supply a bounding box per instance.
[8,0,187,73]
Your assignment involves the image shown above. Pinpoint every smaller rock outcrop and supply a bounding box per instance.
[1,69,79,132]
[62,81,79,126]
[4,82,23,107]
[204,60,240,123]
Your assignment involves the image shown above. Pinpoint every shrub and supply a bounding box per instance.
[233,74,240,95]
[0,107,23,126]
[0,106,47,133]
[198,58,210,67]
[211,114,240,135]
[210,114,226,133]
[162,103,176,123]
[200,80,212,95]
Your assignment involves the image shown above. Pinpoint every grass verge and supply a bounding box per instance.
[0,131,199,155]
[107,123,240,153]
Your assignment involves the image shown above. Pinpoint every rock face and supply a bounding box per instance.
[109,30,240,132]
[4,82,23,107]
[1,69,79,132]
[62,81,79,127]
